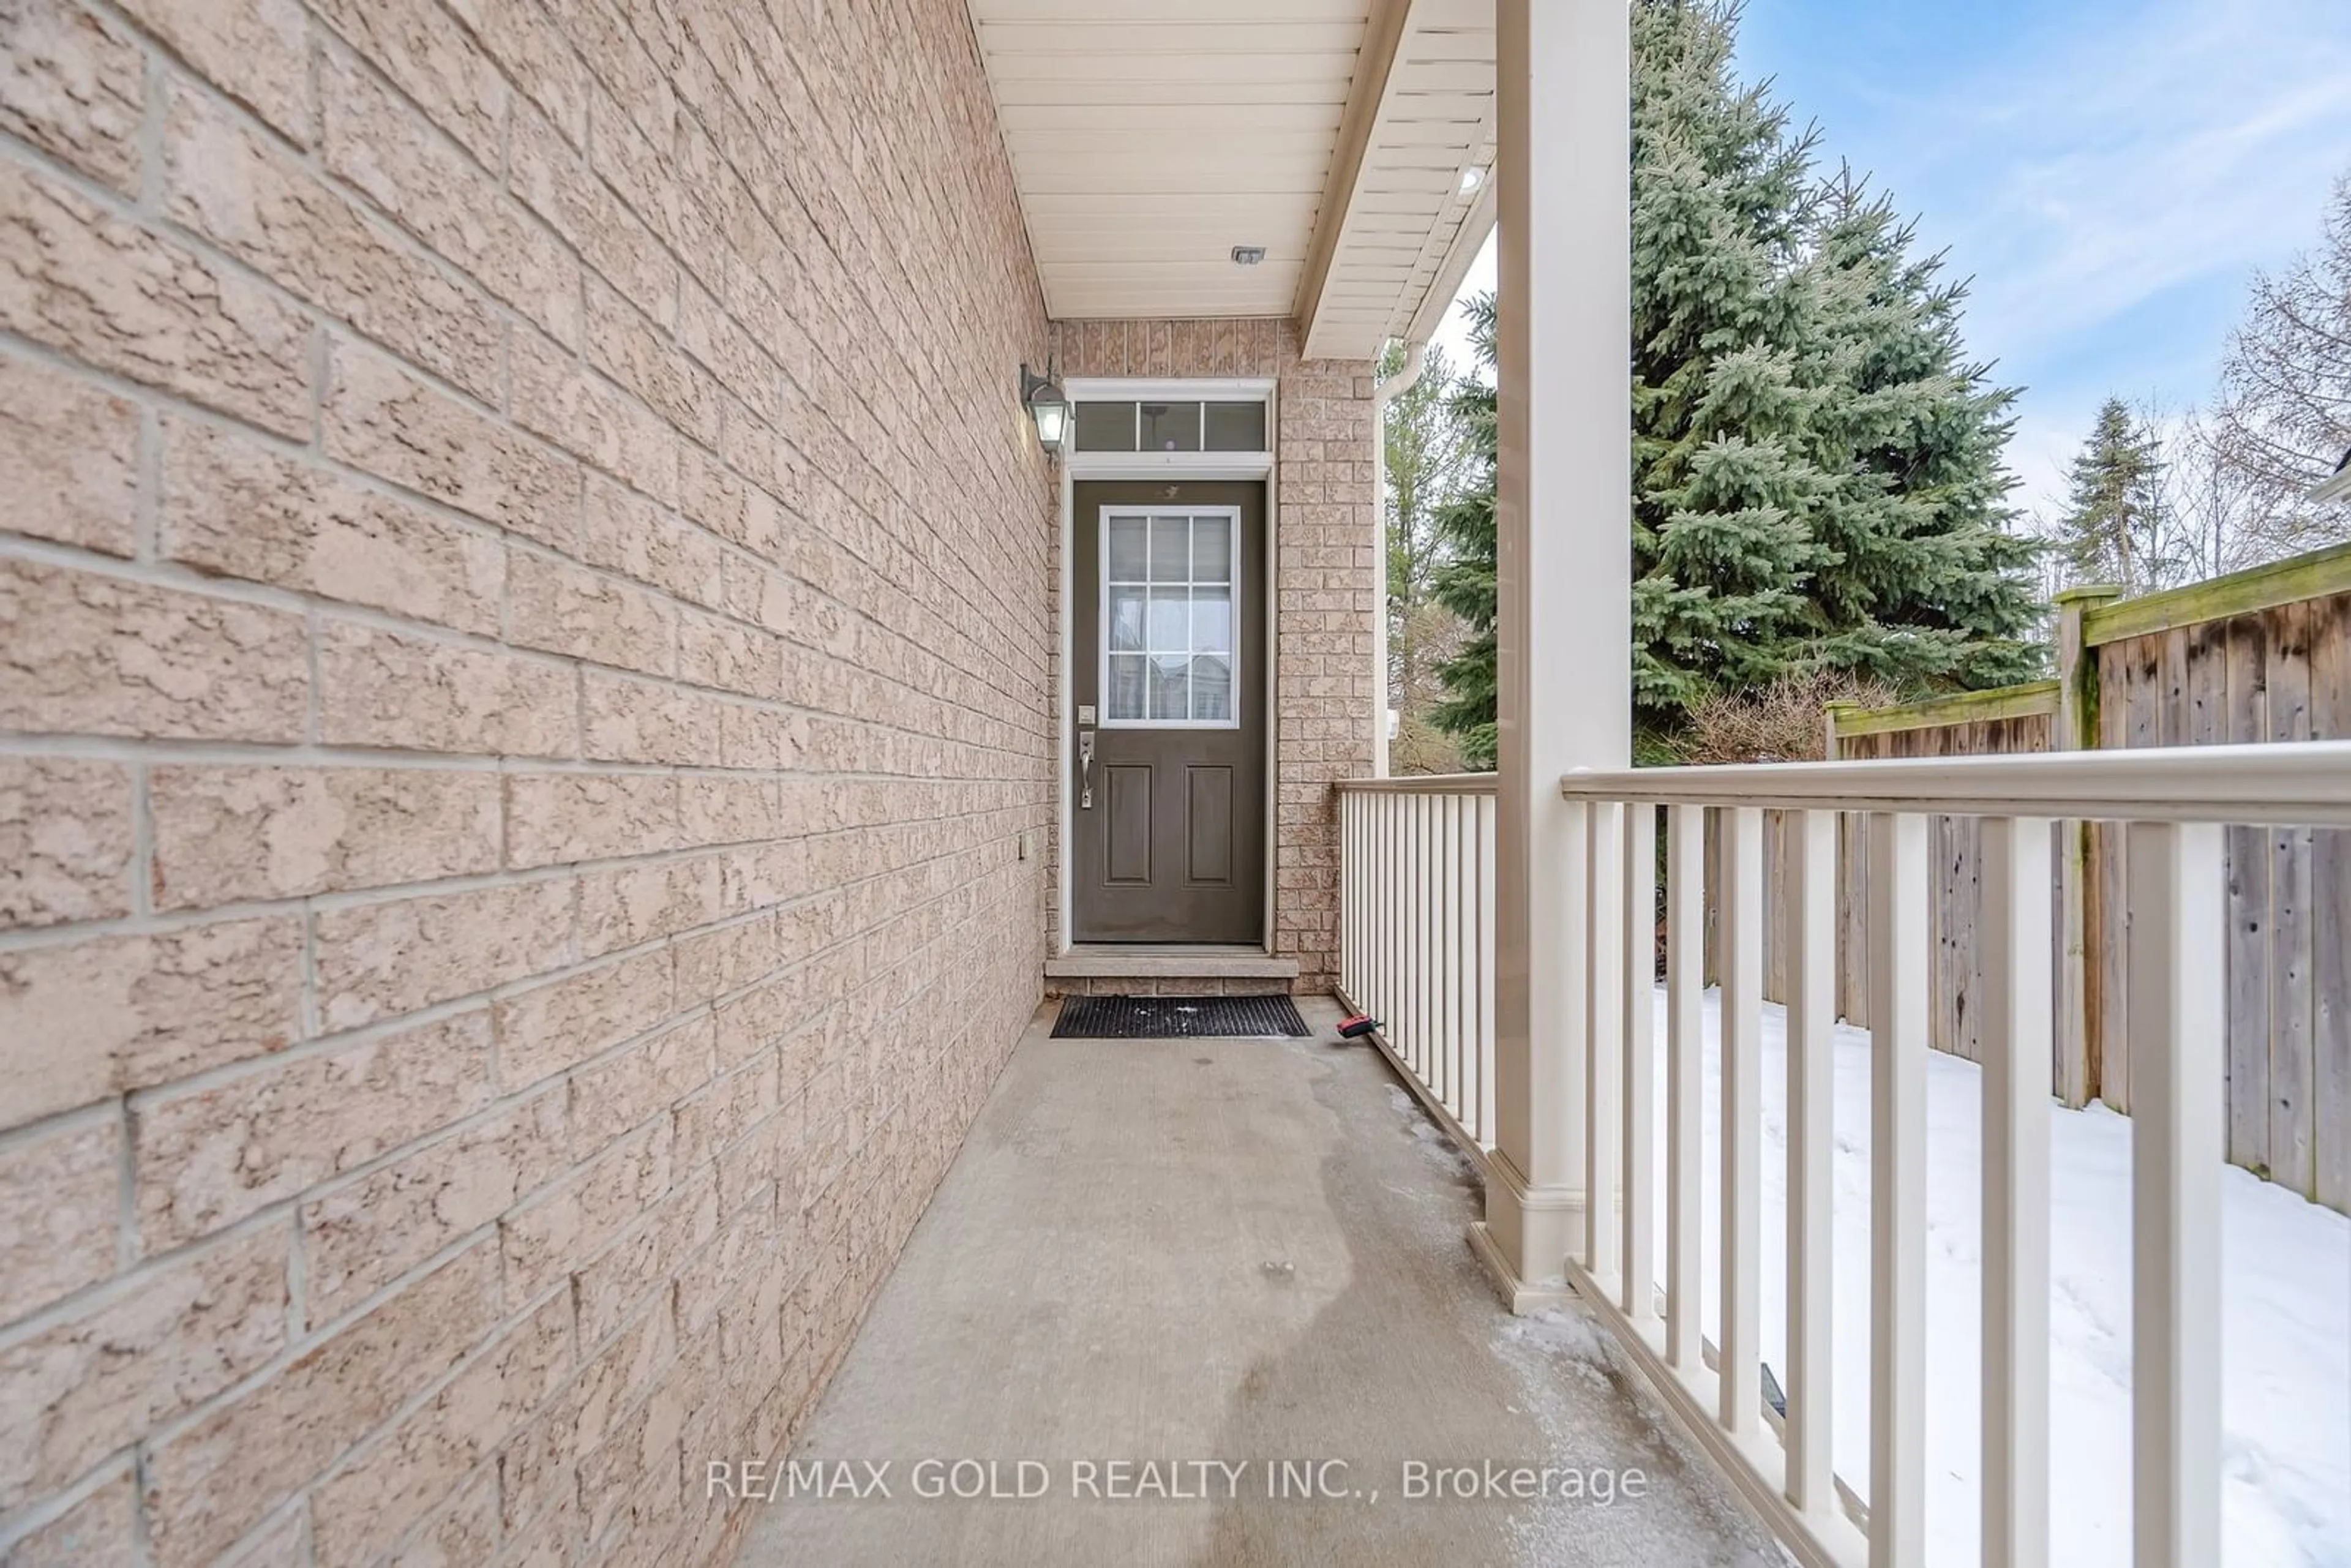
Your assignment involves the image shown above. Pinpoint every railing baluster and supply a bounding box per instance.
[1622,801,1657,1329]
[2128,822,2224,1568]
[1429,799,1448,1114]
[1585,800,1624,1284]
[1414,792,1430,1079]
[1478,793,1497,1147]
[1665,804,1704,1374]
[1982,815,2053,1568]
[1454,793,1472,1123]
[1786,808,1837,1516]
[1720,806,1764,1438]
[1867,811,1929,1567]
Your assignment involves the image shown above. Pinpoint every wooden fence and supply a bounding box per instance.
[1795,542,2351,1214]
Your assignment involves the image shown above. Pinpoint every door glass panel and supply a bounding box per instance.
[1107,654,1147,721]
[1138,402,1202,452]
[1147,655,1190,719]
[1107,588,1145,651]
[1075,401,1137,452]
[1190,587,1231,653]
[1192,655,1232,721]
[1146,587,1190,651]
[1149,516,1190,579]
[1191,517,1231,581]
[1101,509,1242,727]
[1203,401,1267,451]
[1108,516,1147,580]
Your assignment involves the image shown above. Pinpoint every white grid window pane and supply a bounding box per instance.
[1191,518,1231,582]
[1108,517,1147,581]
[1149,516,1190,580]
[1101,511,1239,727]
[1108,589,1145,651]
[1191,587,1231,654]
[1107,654,1147,721]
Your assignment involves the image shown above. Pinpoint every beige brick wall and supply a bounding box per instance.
[1051,320,1379,991]
[0,0,1054,1562]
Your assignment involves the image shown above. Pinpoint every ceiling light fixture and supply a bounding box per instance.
[1231,245,1267,266]
[1458,165,1486,196]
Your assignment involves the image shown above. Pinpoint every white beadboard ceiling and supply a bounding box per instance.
[967,0,1495,358]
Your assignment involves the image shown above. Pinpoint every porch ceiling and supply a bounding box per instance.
[966,0,1495,359]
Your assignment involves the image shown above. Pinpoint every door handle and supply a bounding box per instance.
[1078,730,1095,809]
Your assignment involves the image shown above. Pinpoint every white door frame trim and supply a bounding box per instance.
[1056,378,1278,956]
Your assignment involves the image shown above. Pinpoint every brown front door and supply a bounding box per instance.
[1071,481,1267,942]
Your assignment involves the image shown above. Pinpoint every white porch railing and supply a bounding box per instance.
[1335,775,1498,1153]
[1338,741,2351,1568]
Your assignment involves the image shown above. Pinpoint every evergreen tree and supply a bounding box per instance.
[1433,0,2044,759]
[2052,397,2172,594]
[1431,299,1498,768]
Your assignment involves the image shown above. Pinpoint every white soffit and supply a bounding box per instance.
[968,0,1372,321]
[968,0,1493,348]
[1299,0,1496,359]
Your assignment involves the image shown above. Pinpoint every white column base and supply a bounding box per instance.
[1468,1149,1583,1313]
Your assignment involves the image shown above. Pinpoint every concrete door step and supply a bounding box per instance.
[1043,944,1298,996]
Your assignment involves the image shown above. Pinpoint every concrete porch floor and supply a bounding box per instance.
[730,997,1774,1567]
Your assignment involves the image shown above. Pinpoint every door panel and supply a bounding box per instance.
[1106,765,1153,884]
[1072,480,1266,942]
[1185,766,1234,886]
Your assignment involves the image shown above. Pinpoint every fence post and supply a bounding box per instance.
[2052,585,2122,1108]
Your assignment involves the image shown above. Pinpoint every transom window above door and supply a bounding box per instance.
[1074,400,1268,454]
[1102,510,1238,727]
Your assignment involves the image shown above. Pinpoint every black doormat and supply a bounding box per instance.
[1052,994,1310,1039]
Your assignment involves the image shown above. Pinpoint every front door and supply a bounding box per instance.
[1071,480,1267,942]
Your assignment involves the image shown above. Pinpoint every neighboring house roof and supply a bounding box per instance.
[2315,446,2351,505]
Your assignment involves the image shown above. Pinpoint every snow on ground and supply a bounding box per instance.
[1649,988,2351,1568]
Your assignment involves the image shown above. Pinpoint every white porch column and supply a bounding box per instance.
[1471,0,1633,1308]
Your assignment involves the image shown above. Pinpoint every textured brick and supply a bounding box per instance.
[165,85,504,404]
[310,1294,571,1568]
[505,549,677,676]
[0,160,311,437]
[304,0,506,167]
[582,474,721,606]
[569,1011,712,1157]
[492,947,675,1089]
[0,1462,139,1566]
[503,771,678,869]
[143,1246,498,1568]
[583,670,726,766]
[511,326,678,505]
[0,756,133,928]
[0,345,138,557]
[498,1121,671,1304]
[0,1113,119,1322]
[0,1228,287,1513]
[313,878,575,1030]
[507,97,674,325]
[1,917,302,1131]
[0,557,307,742]
[324,340,582,549]
[576,855,722,958]
[162,417,506,636]
[0,0,143,193]
[150,765,502,909]
[299,1092,566,1322]
[318,619,578,758]
[318,51,580,346]
[114,0,311,145]
[133,1012,495,1247]
[585,279,719,449]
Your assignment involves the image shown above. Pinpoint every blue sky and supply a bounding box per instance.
[1431,0,2351,517]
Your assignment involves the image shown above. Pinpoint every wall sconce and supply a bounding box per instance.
[1021,361,1068,454]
